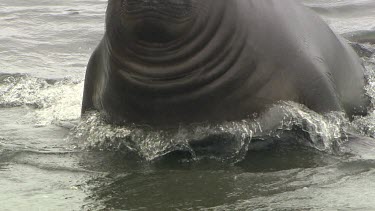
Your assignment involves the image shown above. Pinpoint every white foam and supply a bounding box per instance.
[0,74,83,127]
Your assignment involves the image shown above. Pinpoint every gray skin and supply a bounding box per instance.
[82,0,369,127]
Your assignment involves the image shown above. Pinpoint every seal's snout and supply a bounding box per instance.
[134,20,174,43]
[121,0,194,43]
[123,0,193,20]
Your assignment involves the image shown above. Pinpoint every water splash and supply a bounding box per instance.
[69,112,254,161]
[262,103,348,152]
[69,102,358,162]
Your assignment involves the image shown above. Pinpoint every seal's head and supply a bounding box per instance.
[107,0,197,44]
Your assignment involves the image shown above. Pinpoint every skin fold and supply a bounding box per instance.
[82,0,369,127]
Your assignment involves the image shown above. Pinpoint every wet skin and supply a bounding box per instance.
[82,0,369,127]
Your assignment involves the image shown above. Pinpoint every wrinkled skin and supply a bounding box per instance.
[82,0,369,127]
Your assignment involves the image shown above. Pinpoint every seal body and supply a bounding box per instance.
[82,0,369,126]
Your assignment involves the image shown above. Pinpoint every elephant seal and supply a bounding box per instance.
[82,0,369,127]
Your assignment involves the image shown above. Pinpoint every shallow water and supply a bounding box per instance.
[1,0,375,210]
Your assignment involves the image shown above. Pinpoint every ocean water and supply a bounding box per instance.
[1,0,375,210]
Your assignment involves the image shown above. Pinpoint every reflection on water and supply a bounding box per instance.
[77,147,375,210]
